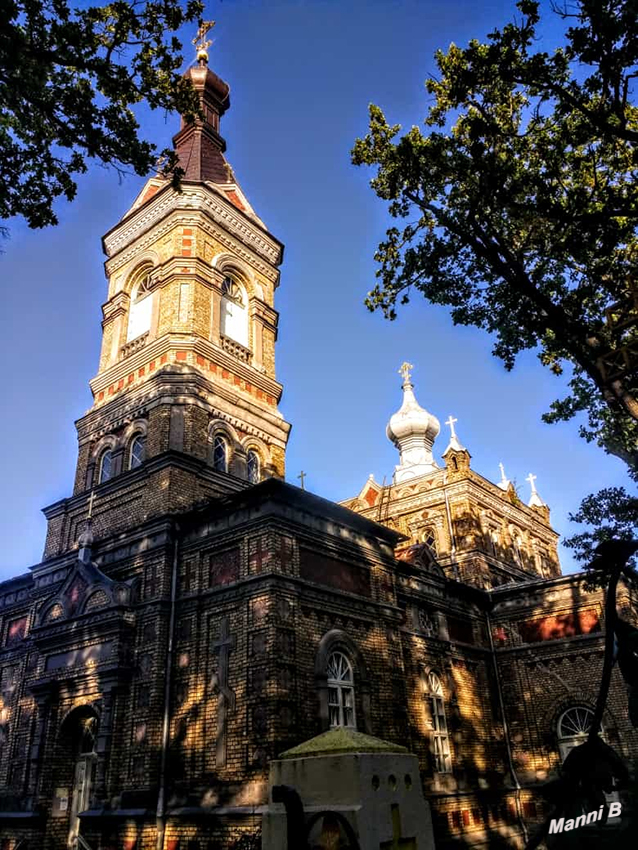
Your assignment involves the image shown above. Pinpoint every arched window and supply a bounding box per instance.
[425,671,451,773]
[126,270,153,342]
[212,434,228,473]
[220,275,249,347]
[422,527,438,555]
[129,435,145,470]
[557,706,604,761]
[247,449,260,484]
[98,450,112,484]
[511,530,525,566]
[327,651,356,729]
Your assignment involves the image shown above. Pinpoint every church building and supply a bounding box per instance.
[1,40,637,850]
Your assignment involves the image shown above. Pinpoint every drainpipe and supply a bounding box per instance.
[156,520,181,850]
[486,606,528,844]
[443,472,460,580]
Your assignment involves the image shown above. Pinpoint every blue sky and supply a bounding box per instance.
[0,0,629,580]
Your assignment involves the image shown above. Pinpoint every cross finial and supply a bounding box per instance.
[398,362,413,384]
[445,415,458,440]
[193,20,216,65]
[499,462,507,481]
[298,470,306,490]
[526,472,538,493]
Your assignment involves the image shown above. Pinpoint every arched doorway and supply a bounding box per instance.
[62,706,99,849]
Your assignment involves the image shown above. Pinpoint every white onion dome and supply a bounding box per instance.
[387,365,440,482]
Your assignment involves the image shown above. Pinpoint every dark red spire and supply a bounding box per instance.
[173,61,233,184]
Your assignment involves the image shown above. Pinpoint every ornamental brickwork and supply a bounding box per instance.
[1,52,638,850]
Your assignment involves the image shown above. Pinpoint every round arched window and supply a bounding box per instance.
[557,706,603,761]
[127,270,153,342]
[98,450,112,484]
[247,450,260,484]
[129,435,145,470]
[212,434,228,473]
[327,651,356,728]
[220,275,249,347]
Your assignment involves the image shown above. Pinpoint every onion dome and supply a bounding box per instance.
[386,363,440,483]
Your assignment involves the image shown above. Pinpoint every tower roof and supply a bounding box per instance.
[126,28,263,224]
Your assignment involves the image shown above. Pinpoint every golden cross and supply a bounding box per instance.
[87,489,96,520]
[398,362,413,383]
[193,20,216,64]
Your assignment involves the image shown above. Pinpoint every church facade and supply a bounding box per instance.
[1,48,637,850]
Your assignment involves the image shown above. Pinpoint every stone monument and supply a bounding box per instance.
[262,727,435,849]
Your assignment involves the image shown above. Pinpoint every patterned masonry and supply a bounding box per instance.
[1,43,637,850]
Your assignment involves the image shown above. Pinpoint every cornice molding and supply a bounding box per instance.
[104,187,282,277]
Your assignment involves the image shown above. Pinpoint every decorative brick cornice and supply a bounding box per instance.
[103,186,282,273]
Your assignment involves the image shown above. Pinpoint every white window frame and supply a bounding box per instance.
[327,651,356,729]
[247,449,260,484]
[98,450,113,483]
[129,435,145,470]
[126,273,153,343]
[425,671,452,774]
[212,434,228,473]
[220,275,249,347]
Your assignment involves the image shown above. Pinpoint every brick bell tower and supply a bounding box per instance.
[43,39,291,558]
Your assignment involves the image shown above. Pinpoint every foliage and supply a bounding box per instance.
[352,0,638,554]
[564,486,638,562]
[1,0,204,228]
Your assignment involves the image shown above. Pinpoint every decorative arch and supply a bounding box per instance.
[122,420,148,471]
[314,630,371,733]
[211,253,257,291]
[241,436,271,484]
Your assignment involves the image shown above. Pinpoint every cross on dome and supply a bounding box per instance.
[398,362,414,385]
[526,473,537,491]
[193,20,216,66]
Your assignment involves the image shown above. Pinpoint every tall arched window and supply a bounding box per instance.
[425,671,451,773]
[129,435,145,470]
[511,530,525,566]
[126,270,153,342]
[220,275,249,347]
[98,450,113,484]
[327,651,356,728]
[247,449,260,484]
[212,434,228,473]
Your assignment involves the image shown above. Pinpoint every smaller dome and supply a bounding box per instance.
[387,364,440,483]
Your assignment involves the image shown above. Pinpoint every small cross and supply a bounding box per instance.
[298,471,306,490]
[380,804,417,850]
[499,462,508,483]
[398,362,413,384]
[526,472,538,492]
[445,415,458,440]
[87,490,95,520]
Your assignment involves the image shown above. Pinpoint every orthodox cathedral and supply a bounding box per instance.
[0,38,637,850]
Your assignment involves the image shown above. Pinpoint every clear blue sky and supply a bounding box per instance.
[0,0,629,580]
